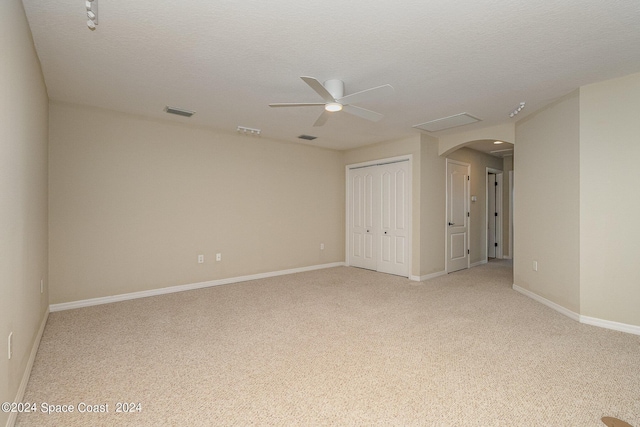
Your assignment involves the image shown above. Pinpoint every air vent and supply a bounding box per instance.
[298,135,317,141]
[413,113,481,133]
[164,106,195,117]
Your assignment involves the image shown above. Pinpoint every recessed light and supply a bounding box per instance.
[494,141,504,145]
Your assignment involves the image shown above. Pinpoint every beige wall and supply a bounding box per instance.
[420,134,446,276]
[579,73,640,326]
[447,148,503,264]
[343,136,422,277]
[0,1,49,424]
[514,91,581,313]
[49,103,345,304]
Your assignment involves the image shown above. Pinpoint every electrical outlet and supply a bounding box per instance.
[198,255,204,264]
[8,332,12,360]
[533,260,538,272]
[216,253,221,261]
[320,243,325,250]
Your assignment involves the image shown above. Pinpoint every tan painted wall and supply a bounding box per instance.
[49,103,345,304]
[514,91,581,313]
[343,136,421,277]
[447,148,503,264]
[579,73,640,326]
[0,1,49,424]
[420,134,446,276]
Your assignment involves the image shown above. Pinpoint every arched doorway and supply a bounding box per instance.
[442,138,514,273]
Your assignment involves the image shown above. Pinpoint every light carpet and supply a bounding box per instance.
[16,261,640,426]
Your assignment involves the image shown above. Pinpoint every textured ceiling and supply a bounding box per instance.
[21,0,640,150]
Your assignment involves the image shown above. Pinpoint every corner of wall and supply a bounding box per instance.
[419,134,446,276]
[513,90,581,314]
[1,1,50,426]
[579,72,640,327]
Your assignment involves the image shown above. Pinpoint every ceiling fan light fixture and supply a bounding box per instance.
[269,76,392,126]
[325,102,343,112]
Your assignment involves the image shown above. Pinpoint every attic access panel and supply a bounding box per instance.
[413,113,481,133]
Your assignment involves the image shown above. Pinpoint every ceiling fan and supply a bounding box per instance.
[269,76,394,126]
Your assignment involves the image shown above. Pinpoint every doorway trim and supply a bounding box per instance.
[345,155,413,278]
[507,170,514,259]
[485,167,503,261]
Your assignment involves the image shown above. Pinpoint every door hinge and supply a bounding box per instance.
[467,212,470,217]
[495,212,498,217]
[467,249,470,254]
[467,176,470,181]
[495,243,498,247]
[495,181,498,186]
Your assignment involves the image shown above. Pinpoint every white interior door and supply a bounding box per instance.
[447,160,470,273]
[349,168,376,270]
[377,161,409,276]
[488,173,497,258]
[348,159,410,277]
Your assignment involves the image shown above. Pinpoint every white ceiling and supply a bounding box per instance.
[21,0,640,151]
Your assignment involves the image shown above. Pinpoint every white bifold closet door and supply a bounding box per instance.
[349,160,409,277]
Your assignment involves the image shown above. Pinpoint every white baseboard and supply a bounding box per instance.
[6,309,49,427]
[50,262,346,312]
[411,271,447,282]
[470,260,488,268]
[512,284,580,321]
[580,315,640,336]
[513,284,640,336]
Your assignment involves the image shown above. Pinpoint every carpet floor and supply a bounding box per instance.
[16,261,640,426]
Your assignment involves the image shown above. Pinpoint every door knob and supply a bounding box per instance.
[448,222,455,226]
[384,231,387,234]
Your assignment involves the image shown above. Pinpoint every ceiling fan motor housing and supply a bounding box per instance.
[324,79,345,100]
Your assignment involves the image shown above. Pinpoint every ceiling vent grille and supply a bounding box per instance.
[413,113,481,132]
[164,106,195,117]
[298,134,317,141]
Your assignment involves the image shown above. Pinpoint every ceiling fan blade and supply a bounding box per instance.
[300,76,336,103]
[342,105,384,122]
[313,110,331,127]
[269,103,325,108]
[337,84,394,106]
